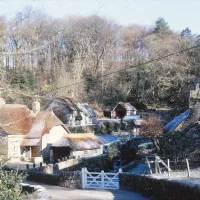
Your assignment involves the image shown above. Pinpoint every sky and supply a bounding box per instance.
[0,0,199,34]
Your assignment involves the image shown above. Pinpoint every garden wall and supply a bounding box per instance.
[119,173,200,200]
[26,155,112,174]
[26,170,81,188]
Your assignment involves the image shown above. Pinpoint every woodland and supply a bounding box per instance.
[0,7,199,110]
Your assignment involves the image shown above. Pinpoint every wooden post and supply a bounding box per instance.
[146,157,152,175]
[81,168,85,189]
[167,159,170,177]
[101,170,104,189]
[186,159,191,177]
[155,156,158,174]
[158,162,161,174]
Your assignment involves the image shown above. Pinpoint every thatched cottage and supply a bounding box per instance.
[0,100,69,162]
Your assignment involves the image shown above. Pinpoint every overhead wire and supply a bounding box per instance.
[32,43,200,95]
[0,42,198,106]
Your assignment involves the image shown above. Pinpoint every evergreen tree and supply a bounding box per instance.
[181,27,192,38]
[154,17,171,35]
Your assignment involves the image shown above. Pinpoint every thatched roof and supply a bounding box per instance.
[52,133,103,151]
[0,104,70,147]
[0,104,35,135]
[21,138,41,147]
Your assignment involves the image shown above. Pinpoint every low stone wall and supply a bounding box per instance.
[119,173,200,200]
[26,170,81,189]
[26,171,60,185]
[59,171,81,189]
[27,155,111,174]
[57,159,80,170]
[61,155,113,172]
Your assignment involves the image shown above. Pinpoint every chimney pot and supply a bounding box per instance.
[32,100,40,113]
[0,98,5,104]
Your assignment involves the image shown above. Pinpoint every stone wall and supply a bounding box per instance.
[59,171,81,188]
[27,155,112,174]
[119,173,200,200]
[70,145,103,159]
[61,155,113,172]
[26,171,60,185]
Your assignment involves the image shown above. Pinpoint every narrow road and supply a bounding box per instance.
[26,181,150,200]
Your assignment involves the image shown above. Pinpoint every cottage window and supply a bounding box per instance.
[84,150,87,155]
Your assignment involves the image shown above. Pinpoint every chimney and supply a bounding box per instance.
[0,98,5,104]
[196,83,199,90]
[32,100,40,114]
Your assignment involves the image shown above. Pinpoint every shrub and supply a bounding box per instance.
[0,162,27,199]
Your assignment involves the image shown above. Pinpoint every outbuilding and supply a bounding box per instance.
[51,133,103,162]
[113,102,137,118]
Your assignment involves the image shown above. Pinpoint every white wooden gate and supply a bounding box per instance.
[81,167,122,190]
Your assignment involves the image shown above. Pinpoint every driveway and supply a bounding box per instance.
[26,181,149,200]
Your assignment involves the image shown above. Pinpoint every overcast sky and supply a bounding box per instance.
[0,0,199,34]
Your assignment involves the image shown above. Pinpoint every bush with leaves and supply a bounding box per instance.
[0,161,27,200]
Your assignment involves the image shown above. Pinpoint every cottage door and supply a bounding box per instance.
[31,147,38,157]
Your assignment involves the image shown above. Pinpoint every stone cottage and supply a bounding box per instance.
[0,100,69,163]
[47,97,96,126]
[51,133,103,162]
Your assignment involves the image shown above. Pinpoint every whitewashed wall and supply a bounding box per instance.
[70,144,103,159]
[7,135,24,162]
[41,125,67,150]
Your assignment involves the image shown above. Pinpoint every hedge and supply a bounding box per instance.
[119,173,200,200]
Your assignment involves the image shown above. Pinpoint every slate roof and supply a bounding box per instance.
[52,133,103,150]
[163,110,189,134]
[78,103,96,117]
[54,97,81,112]
[113,102,137,112]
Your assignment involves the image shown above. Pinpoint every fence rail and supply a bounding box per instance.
[81,167,122,190]
[145,155,200,178]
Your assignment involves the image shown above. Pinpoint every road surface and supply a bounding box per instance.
[26,181,150,200]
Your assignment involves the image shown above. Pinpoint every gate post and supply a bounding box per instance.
[81,168,85,189]
[101,170,104,189]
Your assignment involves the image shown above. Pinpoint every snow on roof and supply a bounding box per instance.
[52,133,103,150]
[113,102,137,111]
[96,134,119,145]
[54,96,81,112]
[78,103,96,117]
[163,110,189,134]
